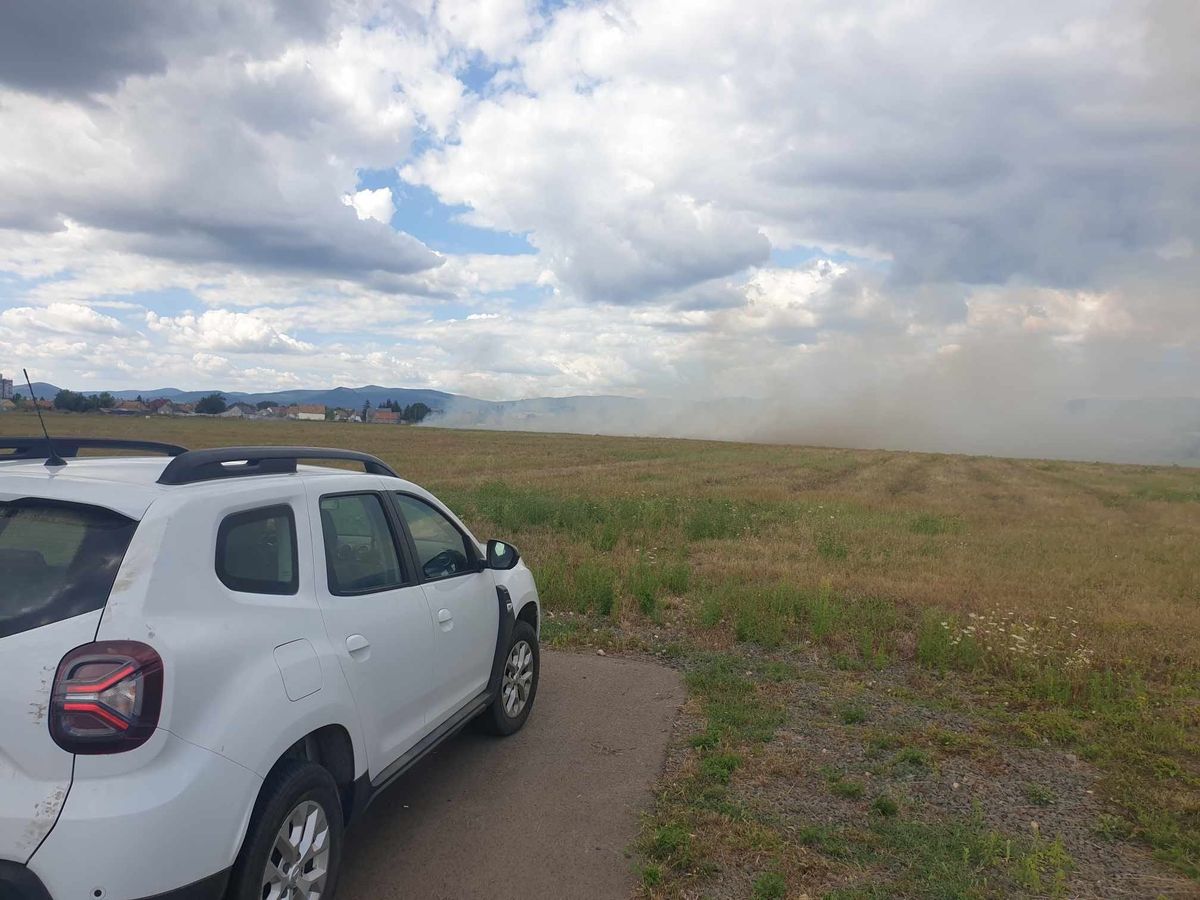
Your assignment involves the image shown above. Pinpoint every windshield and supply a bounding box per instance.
[0,498,137,640]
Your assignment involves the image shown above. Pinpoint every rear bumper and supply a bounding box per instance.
[0,861,227,900]
[133,869,230,900]
[26,730,259,900]
[0,861,51,900]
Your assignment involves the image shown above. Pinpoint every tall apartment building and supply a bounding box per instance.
[0,373,13,400]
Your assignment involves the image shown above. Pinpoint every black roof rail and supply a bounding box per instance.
[157,446,399,485]
[0,437,188,461]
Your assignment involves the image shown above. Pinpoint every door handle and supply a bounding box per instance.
[346,634,371,658]
[437,608,453,631]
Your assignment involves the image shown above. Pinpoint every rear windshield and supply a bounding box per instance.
[0,499,137,640]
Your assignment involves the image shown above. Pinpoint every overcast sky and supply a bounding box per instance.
[0,0,1197,454]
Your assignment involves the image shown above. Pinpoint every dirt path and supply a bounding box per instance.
[338,649,685,899]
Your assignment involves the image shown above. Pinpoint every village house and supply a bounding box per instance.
[368,409,398,425]
[292,403,326,421]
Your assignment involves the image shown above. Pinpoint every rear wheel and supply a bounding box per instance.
[480,621,539,735]
[226,759,343,900]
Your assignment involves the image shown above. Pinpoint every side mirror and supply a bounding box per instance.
[486,539,520,570]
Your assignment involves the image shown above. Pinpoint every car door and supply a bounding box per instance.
[308,488,436,778]
[391,492,498,727]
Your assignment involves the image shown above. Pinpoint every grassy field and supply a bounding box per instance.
[4,413,1198,897]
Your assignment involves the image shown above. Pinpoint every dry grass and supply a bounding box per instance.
[4,412,1198,893]
[22,412,1192,669]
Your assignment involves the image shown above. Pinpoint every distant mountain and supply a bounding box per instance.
[101,385,463,410]
[25,382,63,401]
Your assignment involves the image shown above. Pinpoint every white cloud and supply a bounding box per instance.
[342,187,395,224]
[0,302,123,334]
[0,2,442,278]
[191,351,230,374]
[436,0,538,60]
[407,0,1199,300]
[146,309,315,354]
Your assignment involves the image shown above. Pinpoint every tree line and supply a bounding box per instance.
[52,389,117,412]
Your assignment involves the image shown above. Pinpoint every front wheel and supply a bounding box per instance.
[481,620,539,735]
[226,759,343,900]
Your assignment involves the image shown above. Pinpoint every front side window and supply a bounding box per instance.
[216,505,298,595]
[393,494,476,581]
[320,494,404,595]
[0,499,137,639]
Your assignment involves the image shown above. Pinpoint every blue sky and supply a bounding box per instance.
[357,169,536,256]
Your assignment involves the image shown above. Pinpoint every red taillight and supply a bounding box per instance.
[50,641,163,754]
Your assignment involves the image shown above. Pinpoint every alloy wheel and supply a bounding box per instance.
[261,800,330,900]
[502,640,534,717]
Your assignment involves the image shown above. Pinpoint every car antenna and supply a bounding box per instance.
[22,368,66,468]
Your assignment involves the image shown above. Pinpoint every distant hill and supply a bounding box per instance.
[25,382,63,401]
[100,384,463,411]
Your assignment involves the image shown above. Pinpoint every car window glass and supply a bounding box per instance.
[393,494,475,581]
[319,494,403,594]
[216,505,297,595]
[0,499,137,639]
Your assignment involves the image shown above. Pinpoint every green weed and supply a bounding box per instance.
[909,512,961,535]
[700,752,743,784]
[915,609,983,672]
[830,778,865,799]
[866,732,904,754]
[825,816,1073,899]
[816,527,849,560]
[840,703,868,725]
[639,864,663,888]
[1024,783,1056,807]
[751,871,786,900]
[797,579,840,640]
[685,498,760,540]
[1132,483,1200,503]
[871,794,899,817]
[574,560,616,616]
[687,655,786,744]
[645,823,691,866]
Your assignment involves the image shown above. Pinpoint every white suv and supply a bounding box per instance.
[0,438,541,900]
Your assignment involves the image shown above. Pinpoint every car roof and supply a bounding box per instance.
[0,455,416,519]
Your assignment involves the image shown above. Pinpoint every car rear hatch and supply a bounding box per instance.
[0,497,138,864]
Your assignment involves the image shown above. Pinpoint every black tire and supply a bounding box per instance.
[480,620,540,736]
[226,759,344,900]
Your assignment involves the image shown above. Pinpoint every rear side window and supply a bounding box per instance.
[319,494,405,595]
[0,499,137,639]
[216,505,298,595]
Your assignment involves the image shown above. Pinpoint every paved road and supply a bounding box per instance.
[338,649,685,899]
